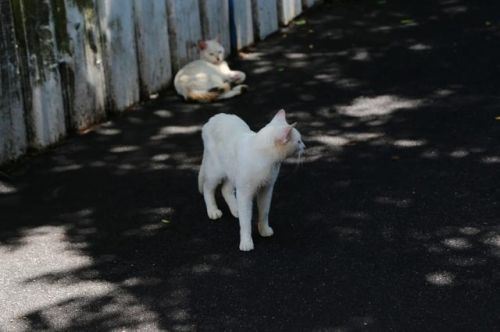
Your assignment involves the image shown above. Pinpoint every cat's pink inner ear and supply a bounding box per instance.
[198,40,207,50]
[277,126,293,144]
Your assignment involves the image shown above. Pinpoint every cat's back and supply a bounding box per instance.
[175,60,218,78]
[202,114,251,146]
[174,60,223,93]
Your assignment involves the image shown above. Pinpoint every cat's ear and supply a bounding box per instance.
[271,109,287,125]
[198,40,207,50]
[276,126,293,145]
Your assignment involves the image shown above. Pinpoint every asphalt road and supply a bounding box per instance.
[1,0,499,330]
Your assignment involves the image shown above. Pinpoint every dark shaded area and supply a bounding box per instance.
[1,0,500,330]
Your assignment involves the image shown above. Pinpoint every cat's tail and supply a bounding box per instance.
[187,90,219,103]
[198,154,205,194]
[216,85,248,100]
[186,84,231,103]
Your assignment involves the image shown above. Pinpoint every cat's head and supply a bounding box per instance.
[261,109,306,160]
[198,39,225,64]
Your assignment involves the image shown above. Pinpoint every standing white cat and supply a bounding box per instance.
[198,110,305,251]
[174,39,247,103]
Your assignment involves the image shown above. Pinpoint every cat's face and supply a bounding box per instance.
[268,110,306,158]
[198,39,225,64]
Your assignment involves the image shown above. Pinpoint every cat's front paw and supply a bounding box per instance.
[231,72,246,84]
[239,238,254,251]
[207,208,223,220]
[258,224,274,237]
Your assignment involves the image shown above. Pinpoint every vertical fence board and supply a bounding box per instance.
[278,0,302,26]
[0,0,27,163]
[251,0,278,40]
[12,0,66,148]
[198,0,230,51]
[166,0,203,73]
[302,0,322,9]
[54,0,107,130]
[133,0,172,97]
[97,0,139,111]
[231,0,254,49]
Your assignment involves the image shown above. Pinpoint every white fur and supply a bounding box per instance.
[174,40,247,102]
[198,110,306,251]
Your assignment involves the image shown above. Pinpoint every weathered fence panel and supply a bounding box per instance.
[133,0,172,98]
[230,0,254,49]
[251,0,279,40]
[199,0,231,51]
[0,0,323,165]
[302,0,322,8]
[278,0,302,26]
[97,0,140,111]
[11,0,66,148]
[0,0,27,163]
[166,0,203,72]
[55,0,107,130]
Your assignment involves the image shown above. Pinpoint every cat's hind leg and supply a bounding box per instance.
[221,180,238,218]
[203,178,223,220]
[216,85,248,100]
[201,156,224,220]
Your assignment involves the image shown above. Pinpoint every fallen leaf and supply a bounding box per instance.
[161,219,171,224]
[401,19,416,25]
[495,116,500,120]
[294,19,307,26]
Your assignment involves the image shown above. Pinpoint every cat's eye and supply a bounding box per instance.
[209,53,215,56]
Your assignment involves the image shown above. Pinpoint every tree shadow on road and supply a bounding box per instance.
[1,0,500,330]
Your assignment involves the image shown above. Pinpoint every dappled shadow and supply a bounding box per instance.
[1,0,500,330]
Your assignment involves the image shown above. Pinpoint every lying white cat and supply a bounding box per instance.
[174,39,247,103]
[198,110,305,251]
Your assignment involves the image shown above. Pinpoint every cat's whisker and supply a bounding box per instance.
[293,149,304,171]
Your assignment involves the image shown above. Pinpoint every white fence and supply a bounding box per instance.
[0,0,322,165]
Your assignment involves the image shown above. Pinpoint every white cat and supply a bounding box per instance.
[174,39,247,103]
[198,110,305,251]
